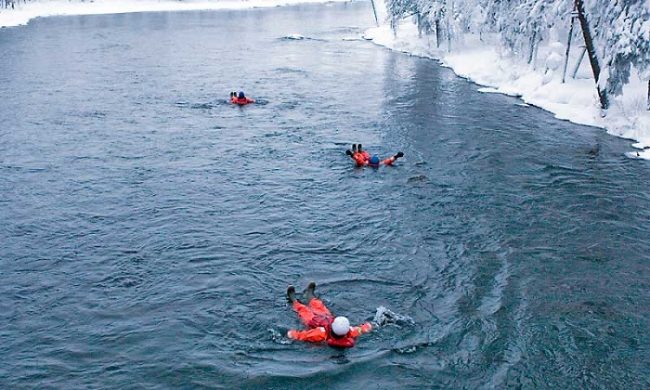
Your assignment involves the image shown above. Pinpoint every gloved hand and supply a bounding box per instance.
[346,150,353,156]
[395,152,404,158]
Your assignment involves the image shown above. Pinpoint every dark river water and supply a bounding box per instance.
[1,2,649,388]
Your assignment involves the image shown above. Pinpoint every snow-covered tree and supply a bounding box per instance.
[384,0,650,107]
[594,0,650,96]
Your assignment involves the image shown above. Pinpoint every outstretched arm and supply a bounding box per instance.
[349,322,373,338]
[382,152,404,166]
[287,327,327,343]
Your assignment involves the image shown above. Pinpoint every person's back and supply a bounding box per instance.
[231,91,254,105]
[324,317,371,348]
[286,283,372,348]
[346,144,403,167]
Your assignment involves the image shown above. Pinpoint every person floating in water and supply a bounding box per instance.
[230,91,255,105]
[286,282,372,348]
[345,143,404,167]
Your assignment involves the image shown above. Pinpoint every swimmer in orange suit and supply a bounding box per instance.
[230,91,255,105]
[346,144,404,167]
[286,282,372,348]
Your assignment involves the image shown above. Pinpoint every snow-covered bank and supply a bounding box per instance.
[0,0,348,29]
[365,19,650,161]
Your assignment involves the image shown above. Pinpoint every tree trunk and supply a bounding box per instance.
[417,13,422,38]
[574,0,609,109]
[572,46,586,78]
[447,21,451,52]
[435,19,441,48]
[369,0,379,27]
[562,12,576,83]
[647,80,649,110]
[532,37,541,70]
[447,1,454,53]
[528,30,537,64]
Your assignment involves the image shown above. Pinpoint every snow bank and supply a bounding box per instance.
[365,17,650,161]
[0,0,348,29]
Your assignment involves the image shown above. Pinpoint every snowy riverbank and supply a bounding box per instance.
[365,14,650,161]
[0,0,348,29]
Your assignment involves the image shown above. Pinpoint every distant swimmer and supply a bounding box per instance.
[286,282,372,348]
[230,91,255,105]
[345,143,404,167]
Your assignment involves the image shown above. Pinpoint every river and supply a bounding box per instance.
[0,2,648,388]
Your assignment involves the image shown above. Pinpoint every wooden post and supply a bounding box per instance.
[562,11,577,83]
[370,0,379,27]
[574,0,609,109]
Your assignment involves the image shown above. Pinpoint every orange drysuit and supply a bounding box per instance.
[231,96,255,105]
[287,298,372,348]
[352,151,397,167]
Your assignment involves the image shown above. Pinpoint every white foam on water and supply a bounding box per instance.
[373,305,415,327]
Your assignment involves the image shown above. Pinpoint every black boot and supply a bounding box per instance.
[287,285,297,303]
[304,281,316,301]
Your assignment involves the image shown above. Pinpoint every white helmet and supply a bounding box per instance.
[331,316,350,336]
